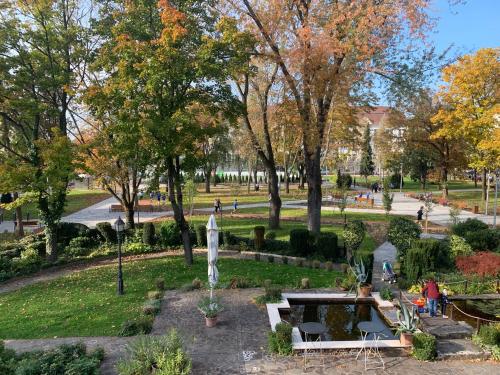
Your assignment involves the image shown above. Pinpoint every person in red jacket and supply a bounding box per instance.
[422,278,440,317]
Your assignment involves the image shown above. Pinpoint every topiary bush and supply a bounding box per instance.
[463,229,500,251]
[64,236,94,257]
[268,322,293,356]
[263,239,290,254]
[57,222,90,246]
[195,225,207,247]
[254,226,266,251]
[412,332,437,361]
[452,218,488,237]
[95,222,117,243]
[289,229,312,256]
[387,217,421,259]
[342,220,365,258]
[404,247,432,283]
[314,232,339,260]
[142,222,156,246]
[159,222,182,247]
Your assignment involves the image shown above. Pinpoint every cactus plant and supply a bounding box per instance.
[396,299,419,335]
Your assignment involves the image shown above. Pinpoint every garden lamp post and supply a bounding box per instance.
[114,216,125,295]
[399,162,403,193]
[493,170,499,228]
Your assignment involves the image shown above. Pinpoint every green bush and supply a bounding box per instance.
[314,232,339,260]
[254,225,266,251]
[142,222,156,246]
[268,322,293,356]
[148,290,163,300]
[119,316,154,336]
[389,174,403,188]
[142,299,161,315]
[336,171,352,189]
[464,229,500,251]
[14,343,103,375]
[0,340,17,375]
[380,286,393,301]
[265,231,276,240]
[156,277,165,291]
[125,242,153,254]
[412,332,437,361]
[117,330,191,375]
[478,323,500,346]
[452,218,488,237]
[387,217,421,259]
[57,222,90,246]
[25,240,46,257]
[449,235,473,258]
[96,222,117,243]
[289,229,312,256]
[159,222,182,247]
[402,238,451,283]
[343,220,365,256]
[64,236,94,257]
[195,225,207,247]
[263,239,290,254]
[404,247,431,283]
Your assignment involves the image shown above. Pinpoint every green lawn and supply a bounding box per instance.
[346,175,477,192]
[184,215,376,253]
[235,206,393,222]
[0,256,342,339]
[447,190,499,214]
[1,189,110,221]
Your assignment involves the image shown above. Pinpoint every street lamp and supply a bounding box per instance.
[493,170,499,228]
[114,216,125,295]
[400,162,403,193]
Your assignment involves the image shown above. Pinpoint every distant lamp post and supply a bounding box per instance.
[399,162,404,193]
[493,170,499,228]
[114,216,125,295]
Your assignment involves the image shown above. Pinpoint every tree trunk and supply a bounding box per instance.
[298,164,305,190]
[124,205,135,229]
[247,165,251,194]
[167,157,193,265]
[204,172,211,193]
[253,169,258,190]
[268,168,281,229]
[474,169,478,188]
[482,168,487,201]
[285,173,290,194]
[45,222,58,262]
[13,192,24,237]
[441,165,449,198]
[304,147,322,234]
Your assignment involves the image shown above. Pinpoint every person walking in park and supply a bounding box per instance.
[161,193,166,206]
[213,198,219,213]
[417,206,424,222]
[232,198,238,214]
[441,289,449,318]
[422,278,440,317]
[156,191,161,206]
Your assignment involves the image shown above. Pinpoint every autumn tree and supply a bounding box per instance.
[0,0,92,260]
[92,0,237,264]
[432,48,500,200]
[229,0,431,233]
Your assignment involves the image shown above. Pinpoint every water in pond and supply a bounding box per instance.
[448,299,500,327]
[279,300,395,341]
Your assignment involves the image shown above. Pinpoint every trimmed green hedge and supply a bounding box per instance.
[412,332,437,361]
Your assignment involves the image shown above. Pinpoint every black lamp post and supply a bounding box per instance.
[114,216,125,295]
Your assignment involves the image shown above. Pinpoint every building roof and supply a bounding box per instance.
[357,106,391,128]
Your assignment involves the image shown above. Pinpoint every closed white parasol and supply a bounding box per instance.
[206,214,219,299]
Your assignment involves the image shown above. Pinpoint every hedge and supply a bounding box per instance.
[289,229,312,256]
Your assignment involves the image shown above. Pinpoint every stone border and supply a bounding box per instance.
[266,292,409,350]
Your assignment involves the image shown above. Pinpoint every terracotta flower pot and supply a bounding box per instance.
[358,283,372,298]
[205,316,217,328]
[400,332,414,346]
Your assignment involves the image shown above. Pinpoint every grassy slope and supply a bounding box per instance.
[0,256,342,339]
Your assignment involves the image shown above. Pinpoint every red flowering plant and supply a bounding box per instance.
[456,252,500,277]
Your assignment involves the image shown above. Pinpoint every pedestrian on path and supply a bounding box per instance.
[232,199,238,214]
[417,206,424,222]
[422,278,440,317]
[441,289,449,318]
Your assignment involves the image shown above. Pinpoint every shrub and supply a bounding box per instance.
[389,174,403,188]
[264,282,282,301]
[452,218,488,237]
[282,256,288,265]
[148,290,163,300]
[117,330,191,375]
[143,299,161,315]
[229,276,252,289]
[267,255,274,263]
[64,236,94,257]
[449,235,473,258]
[478,323,500,346]
[336,172,352,189]
[300,278,310,289]
[414,238,452,271]
[142,222,156,245]
[464,229,500,251]
[222,231,237,247]
[342,220,365,256]
[387,217,422,259]
[195,225,207,247]
[456,252,500,277]
[314,232,339,260]
[264,239,290,254]
[268,322,293,356]
[354,252,374,284]
[380,286,393,301]
[404,247,432,283]
[57,222,90,246]
[289,229,312,256]
[156,277,166,291]
[265,231,276,240]
[96,222,117,243]
[125,242,152,254]
[119,316,154,336]
[159,222,182,247]
[412,333,437,361]
[254,225,266,251]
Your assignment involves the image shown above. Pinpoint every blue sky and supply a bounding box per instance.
[429,0,499,54]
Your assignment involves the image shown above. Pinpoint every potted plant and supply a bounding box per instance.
[349,258,372,298]
[396,299,419,346]
[198,296,223,328]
